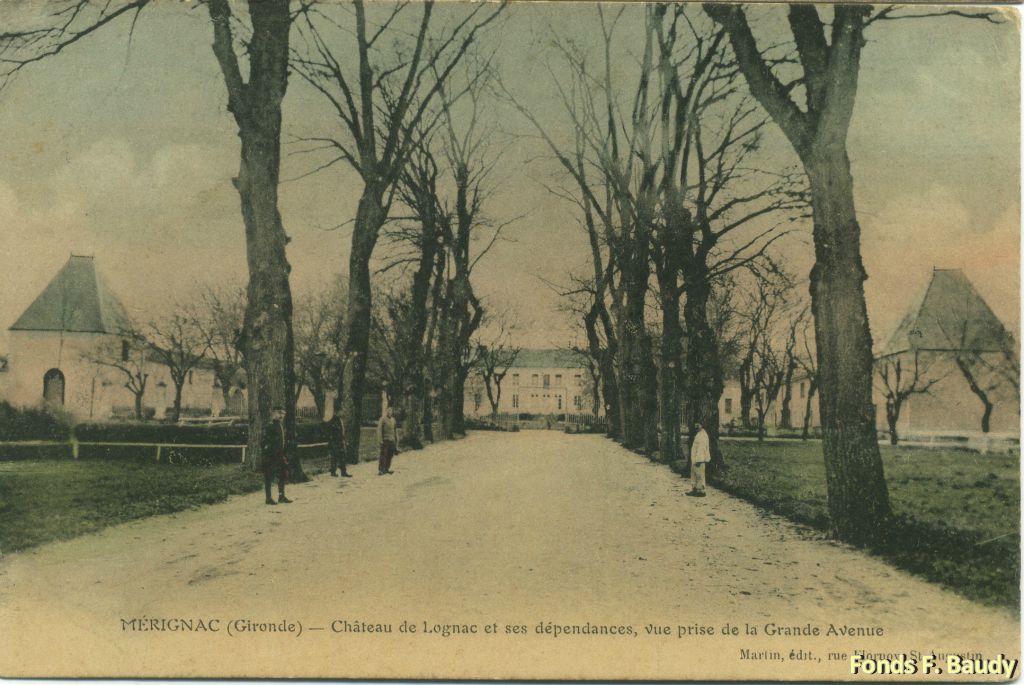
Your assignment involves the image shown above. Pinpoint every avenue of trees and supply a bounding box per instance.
[1,0,508,476]
[514,3,1009,545]
[0,2,1013,547]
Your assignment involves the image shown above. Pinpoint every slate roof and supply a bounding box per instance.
[10,255,131,334]
[879,268,1013,356]
[508,349,587,369]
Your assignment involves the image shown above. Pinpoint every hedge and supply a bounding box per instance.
[73,420,329,445]
[0,401,72,441]
[0,443,72,461]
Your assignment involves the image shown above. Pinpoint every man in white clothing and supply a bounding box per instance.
[687,422,710,497]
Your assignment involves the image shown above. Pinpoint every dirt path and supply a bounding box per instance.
[0,432,1017,679]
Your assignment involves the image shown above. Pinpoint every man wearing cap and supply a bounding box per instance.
[261,406,292,504]
[324,398,352,478]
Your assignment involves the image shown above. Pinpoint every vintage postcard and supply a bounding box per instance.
[0,0,1019,681]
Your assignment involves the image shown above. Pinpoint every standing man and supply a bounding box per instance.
[377,406,399,475]
[262,405,292,505]
[686,421,710,498]
[324,398,352,478]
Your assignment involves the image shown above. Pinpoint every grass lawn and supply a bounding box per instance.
[0,427,395,555]
[0,460,263,554]
[715,440,1020,608]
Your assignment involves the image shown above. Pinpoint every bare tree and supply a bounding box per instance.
[505,8,660,455]
[704,2,1002,543]
[941,319,1014,434]
[0,1,304,477]
[146,313,209,422]
[736,266,795,440]
[875,352,941,445]
[85,325,150,421]
[474,320,520,419]
[777,306,809,430]
[193,286,247,415]
[510,6,803,464]
[294,278,348,420]
[649,5,805,467]
[793,311,819,441]
[291,0,504,462]
[388,139,446,447]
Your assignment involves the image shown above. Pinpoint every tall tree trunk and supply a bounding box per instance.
[340,187,386,463]
[706,3,892,545]
[599,350,618,435]
[657,285,683,463]
[421,250,446,443]
[209,0,302,479]
[398,220,439,450]
[219,381,233,417]
[738,356,754,428]
[583,302,619,438]
[434,289,457,440]
[801,379,818,440]
[779,360,796,429]
[682,276,725,474]
[955,356,995,434]
[172,383,184,422]
[886,399,900,446]
[453,365,472,433]
[134,392,144,421]
[311,379,326,422]
[616,248,658,455]
[805,150,891,544]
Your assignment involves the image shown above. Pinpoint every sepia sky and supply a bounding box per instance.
[0,2,1018,351]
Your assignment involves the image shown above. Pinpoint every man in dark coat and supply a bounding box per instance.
[324,399,352,478]
[376,406,399,475]
[262,405,292,505]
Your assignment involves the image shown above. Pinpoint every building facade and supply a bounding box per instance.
[464,349,600,417]
[872,268,1018,438]
[0,255,324,421]
[717,269,1019,440]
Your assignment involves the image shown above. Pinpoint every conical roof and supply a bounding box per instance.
[880,268,1013,356]
[10,255,130,333]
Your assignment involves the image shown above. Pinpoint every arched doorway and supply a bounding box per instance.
[43,368,65,406]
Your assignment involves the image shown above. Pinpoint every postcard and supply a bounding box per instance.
[0,1,1019,680]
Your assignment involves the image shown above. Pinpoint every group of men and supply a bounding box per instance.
[260,404,402,505]
[260,408,711,505]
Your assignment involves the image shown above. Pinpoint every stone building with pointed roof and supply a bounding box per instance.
[873,268,1018,439]
[2,255,228,420]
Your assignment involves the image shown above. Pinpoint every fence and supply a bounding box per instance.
[0,426,382,466]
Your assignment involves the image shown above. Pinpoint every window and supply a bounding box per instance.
[724,398,733,414]
[799,382,806,398]
[574,374,582,384]
[121,339,130,362]
[555,374,562,387]
[512,374,519,386]
[512,395,519,408]
[574,395,582,410]
[543,374,550,388]
[532,374,539,386]
[557,396,562,410]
